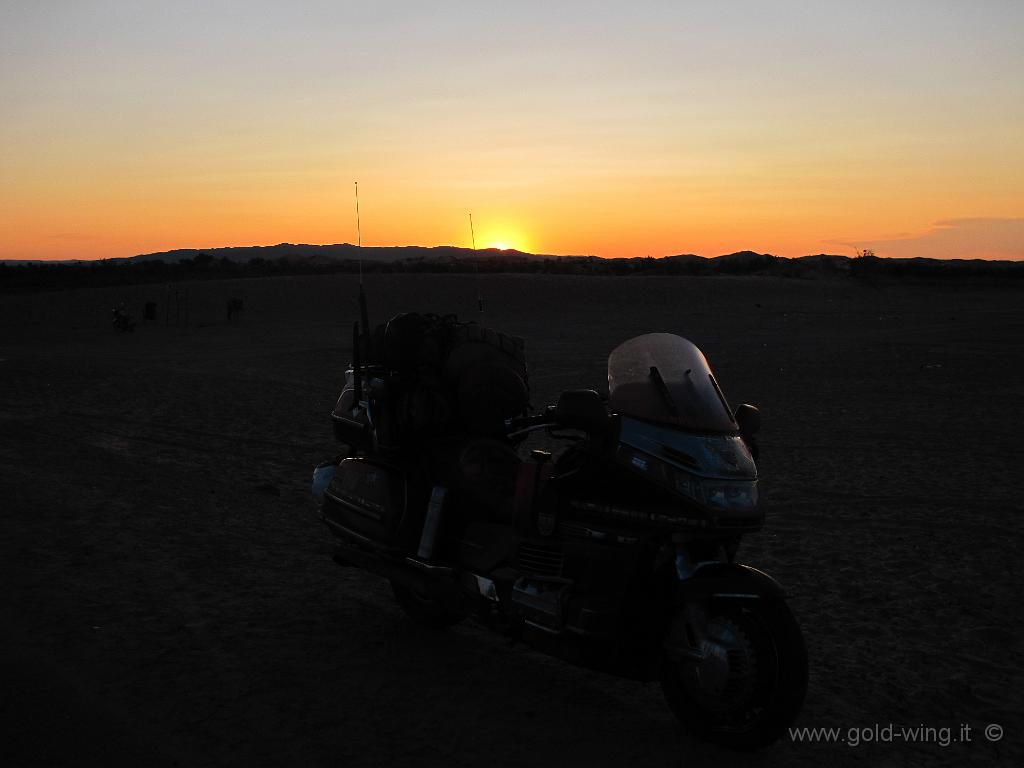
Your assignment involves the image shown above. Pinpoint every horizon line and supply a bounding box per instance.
[3,242,1021,265]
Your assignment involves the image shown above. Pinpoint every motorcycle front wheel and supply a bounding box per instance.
[660,597,807,750]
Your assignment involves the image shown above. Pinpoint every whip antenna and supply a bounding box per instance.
[354,181,370,361]
[355,181,362,283]
[469,212,483,323]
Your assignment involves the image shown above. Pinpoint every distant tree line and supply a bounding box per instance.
[2,251,1021,294]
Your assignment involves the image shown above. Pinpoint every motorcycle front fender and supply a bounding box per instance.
[675,562,787,602]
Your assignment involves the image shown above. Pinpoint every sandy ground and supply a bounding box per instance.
[0,273,1021,767]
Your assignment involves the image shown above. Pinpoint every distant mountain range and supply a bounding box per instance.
[126,243,543,265]
[2,243,1018,268]
[119,243,861,271]
[0,243,776,265]
[122,243,1015,272]
[3,245,1021,294]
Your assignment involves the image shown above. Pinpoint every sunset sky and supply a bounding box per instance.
[2,1,1022,261]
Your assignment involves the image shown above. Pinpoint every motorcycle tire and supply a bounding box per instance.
[660,597,807,751]
[390,581,464,630]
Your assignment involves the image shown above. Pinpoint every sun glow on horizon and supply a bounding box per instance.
[2,4,1022,261]
[474,222,532,254]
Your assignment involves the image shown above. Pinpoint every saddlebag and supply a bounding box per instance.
[322,458,422,553]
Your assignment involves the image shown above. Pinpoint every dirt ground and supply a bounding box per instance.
[1,273,1021,767]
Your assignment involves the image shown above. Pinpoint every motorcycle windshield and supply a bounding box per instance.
[608,333,737,432]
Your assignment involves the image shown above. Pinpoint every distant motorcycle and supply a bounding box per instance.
[312,296,807,750]
[112,303,135,332]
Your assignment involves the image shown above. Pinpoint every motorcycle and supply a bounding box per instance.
[312,298,807,750]
[112,302,135,332]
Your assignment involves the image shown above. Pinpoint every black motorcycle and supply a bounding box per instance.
[312,305,807,750]
[112,303,135,332]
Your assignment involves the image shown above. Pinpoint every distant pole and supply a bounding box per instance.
[469,212,476,251]
[355,181,362,284]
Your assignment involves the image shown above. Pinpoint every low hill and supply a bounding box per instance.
[129,243,546,265]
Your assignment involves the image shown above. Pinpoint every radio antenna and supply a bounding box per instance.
[355,181,362,283]
[354,181,370,360]
[469,212,483,323]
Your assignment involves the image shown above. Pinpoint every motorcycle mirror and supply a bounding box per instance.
[734,403,761,436]
[555,389,607,434]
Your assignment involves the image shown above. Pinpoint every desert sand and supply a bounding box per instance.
[0,273,1020,766]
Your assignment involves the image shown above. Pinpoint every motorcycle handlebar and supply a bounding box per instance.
[507,388,613,437]
[505,407,557,433]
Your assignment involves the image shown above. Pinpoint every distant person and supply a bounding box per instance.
[112,301,135,332]
[226,297,244,321]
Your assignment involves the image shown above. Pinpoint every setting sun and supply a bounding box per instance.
[473,223,532,254]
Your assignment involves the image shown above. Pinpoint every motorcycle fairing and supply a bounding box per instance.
[618,417,756,481]
[673,562,786,600]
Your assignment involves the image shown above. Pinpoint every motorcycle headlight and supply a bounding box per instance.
[700,478,758,511]
[621,446,758,512]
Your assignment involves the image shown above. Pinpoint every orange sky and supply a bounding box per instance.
[1,3,1021,261]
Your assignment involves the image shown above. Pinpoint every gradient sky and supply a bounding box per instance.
[2,1,1022,261]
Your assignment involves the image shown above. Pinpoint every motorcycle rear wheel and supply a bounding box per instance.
[390,581,464,630]
[660,597,807,750]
